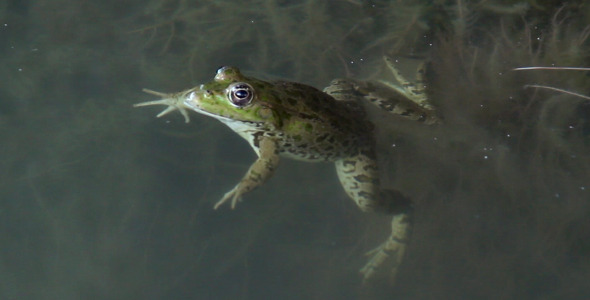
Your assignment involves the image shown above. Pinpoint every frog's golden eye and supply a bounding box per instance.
[227,82,254,107]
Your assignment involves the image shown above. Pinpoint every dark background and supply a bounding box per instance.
[1,1,589,299]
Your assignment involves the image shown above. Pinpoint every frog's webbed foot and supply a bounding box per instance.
[360,213,411,283]
[367,56,439,124]
[213,185,243,210]
[134,88,191,123]
[380,56,435,112]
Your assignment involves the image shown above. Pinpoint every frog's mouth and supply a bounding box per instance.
[183,90,264,126]
[136,87,263,126]
[182,90,235,122]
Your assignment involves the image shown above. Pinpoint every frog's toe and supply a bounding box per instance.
[360,212,410,282]
[214,186,242,210]
[135,89,191,123]
[360,239,407,282]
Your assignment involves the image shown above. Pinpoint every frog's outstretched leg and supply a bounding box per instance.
[324,58,439,125]
[134,89,192,123]
[335,149,412,282]
[380,56,435,112]
[214,135,280,209]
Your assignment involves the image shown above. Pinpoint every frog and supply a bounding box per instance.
[134,56,438,283]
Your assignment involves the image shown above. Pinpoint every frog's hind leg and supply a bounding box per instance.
[323,59,439,124]
[335,151,412,283]
[360,200,412,283]
[322,78,367,116]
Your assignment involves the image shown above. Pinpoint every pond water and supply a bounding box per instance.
[1,1,589,299]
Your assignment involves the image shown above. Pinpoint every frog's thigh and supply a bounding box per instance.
[335,152,381,212]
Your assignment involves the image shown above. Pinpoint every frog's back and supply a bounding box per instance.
[265,81,374,162]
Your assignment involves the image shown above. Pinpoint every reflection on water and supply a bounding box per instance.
[1,0,589,299]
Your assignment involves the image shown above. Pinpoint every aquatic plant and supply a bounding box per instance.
[126,0,396,85]
[370,2,590,297]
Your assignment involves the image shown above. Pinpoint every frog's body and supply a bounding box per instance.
[226,80,373,163]
[135,57,437,282]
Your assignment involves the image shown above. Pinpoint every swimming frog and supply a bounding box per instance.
[134,57,437,282]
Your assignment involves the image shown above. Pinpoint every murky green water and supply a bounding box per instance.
[1,0,589,299]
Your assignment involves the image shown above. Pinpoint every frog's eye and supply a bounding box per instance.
[227,82,254,107]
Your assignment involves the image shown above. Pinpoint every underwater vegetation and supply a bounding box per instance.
[126,0,386,84]
[369,1,590,298]
[0,0,589,298]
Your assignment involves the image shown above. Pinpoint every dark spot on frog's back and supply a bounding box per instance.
[307,86,333,111]
[315,133,330,143]
[269,90,284,105]
[287,96,297,106]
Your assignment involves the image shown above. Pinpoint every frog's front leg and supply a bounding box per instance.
[214,135,280,209]
[335,149,412,282]
[134,88,193,123]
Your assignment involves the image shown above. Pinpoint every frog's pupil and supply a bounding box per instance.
[235,89,248,99]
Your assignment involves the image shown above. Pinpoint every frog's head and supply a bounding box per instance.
[136,67,278,126]
[188,66,276,123]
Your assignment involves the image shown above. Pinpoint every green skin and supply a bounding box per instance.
[134,57,437,282]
